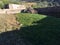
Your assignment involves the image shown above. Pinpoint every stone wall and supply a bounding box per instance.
[9,4,26,10]
[0,9,24,14]
[0,4,26,14]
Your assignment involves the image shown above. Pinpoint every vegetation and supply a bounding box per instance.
[16,13,47,26]
[0,0,60,45]
[0,1,4,8]
[0,0,60,9]
[16,13,60,45]
[33,1,60,8]
[0,0,20,8]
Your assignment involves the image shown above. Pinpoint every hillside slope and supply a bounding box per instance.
[0,14,20,33]
[0,13,60,45]
[16,13,60,45]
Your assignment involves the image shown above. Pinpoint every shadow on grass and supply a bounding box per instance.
[34,6,60,18]
[0,17,60,45]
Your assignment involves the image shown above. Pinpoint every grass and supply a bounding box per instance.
[16,13,60,45]
[16,13,47,26]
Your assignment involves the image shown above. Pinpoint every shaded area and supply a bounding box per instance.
[4,4,9,9]
[0,17,60,45]
[0,30,32,45]
[34,6,60,18]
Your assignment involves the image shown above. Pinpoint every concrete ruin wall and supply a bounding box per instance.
[0,9,24,14]
[0,4,26,14]
[9,4,26,9]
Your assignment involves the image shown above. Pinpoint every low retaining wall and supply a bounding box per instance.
[0,9,24,14]
[0,9,6,14]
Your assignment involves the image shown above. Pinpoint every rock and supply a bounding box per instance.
[21,7,37,14]
[26,7,37,14]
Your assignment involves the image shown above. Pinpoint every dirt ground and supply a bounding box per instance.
[0,14,20,33]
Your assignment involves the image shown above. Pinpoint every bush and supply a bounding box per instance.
[0,1,4,9]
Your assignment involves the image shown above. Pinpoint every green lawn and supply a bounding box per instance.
[16,13,47,26]
[16,13,60,45]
